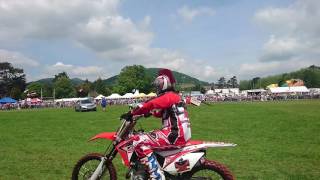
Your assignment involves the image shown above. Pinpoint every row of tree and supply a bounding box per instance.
[27,65,155,99]
[2,62,319,100]
[0,62,26,99]
[213,76,239,89]
[239,65,320,90]
[0,63,155,99]
[26,72,113,99]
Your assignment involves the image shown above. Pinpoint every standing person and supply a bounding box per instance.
[101,97,107,112]
[120,69,191,180]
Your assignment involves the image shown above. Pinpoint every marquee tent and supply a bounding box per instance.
[241,89,267,95]
[146,92,156,97]
[95,94,106,100]
[122,93,134,98]
[31,98,42,104]
[106,93,122,99]
[133,90,139,97]
[0,97,17,104]
[55,97,88,102]
[135,93,146,98]
[205,90,214,95]
[268,86,309,93]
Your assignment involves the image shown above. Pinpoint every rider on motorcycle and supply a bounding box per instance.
[121,69,191,180]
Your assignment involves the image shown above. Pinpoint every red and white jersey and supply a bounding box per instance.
[132,91,191,144]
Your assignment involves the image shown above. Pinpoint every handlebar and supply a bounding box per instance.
[115,114,144,143]
[120,114,144,122]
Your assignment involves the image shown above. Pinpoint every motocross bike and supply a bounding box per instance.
[72,115,236,180]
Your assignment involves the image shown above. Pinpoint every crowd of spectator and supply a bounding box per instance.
[201,93,320,102]
[1,92,320,111]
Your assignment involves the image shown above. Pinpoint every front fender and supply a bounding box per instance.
[89,132,116,141]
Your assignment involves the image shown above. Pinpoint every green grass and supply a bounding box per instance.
[0,100,320,180]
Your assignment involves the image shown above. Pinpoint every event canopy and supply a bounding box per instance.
[147,92,156,97]
[106,93,122,99]
[135,93,146,98]
[0,97,17,104]
[268,86,309,93]
[122,93,134,98]
[94,94,106,100]
[55,97,88,102]
[246,89,267,93]
[205,90,214,95]
[30,98,42,104]
[133,90,140,97]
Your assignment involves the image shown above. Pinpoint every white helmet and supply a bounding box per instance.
[153,75,173,95]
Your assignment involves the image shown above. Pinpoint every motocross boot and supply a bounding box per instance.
[140,154,165,180]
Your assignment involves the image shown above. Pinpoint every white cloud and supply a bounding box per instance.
[0,0,119,42]
[231,0,320,80]
[260,35,306,62]
[254,0,320,63]
[177,5,215,23]
[45,62,103,80]
[0,49,39,67]
[238,58,319,80]
[0,0,233,82]
[76,16,153,60]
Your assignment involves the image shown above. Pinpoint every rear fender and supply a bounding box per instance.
[89,132,116,141]
[163,152,204,175]
[183,140,236,150]
[201,141,237,148]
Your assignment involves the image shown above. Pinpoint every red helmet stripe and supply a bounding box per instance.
[158,69,176,84]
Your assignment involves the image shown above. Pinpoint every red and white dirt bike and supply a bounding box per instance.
[72,115,236,180]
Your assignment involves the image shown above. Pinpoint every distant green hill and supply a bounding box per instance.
[36,78,54,85]
[32,78,85,86]
[146,68,209,85]
[70,78,85,86]
[31,68,208,89]
[103,68,209,87]
[102,75,118,86]
[239,65,320,90]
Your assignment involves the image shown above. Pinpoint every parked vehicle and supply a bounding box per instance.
[71,115,236,180]
[75,98,96,112]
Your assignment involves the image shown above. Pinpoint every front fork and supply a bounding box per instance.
[89,144,118,180]
[89,157,107,180]
[89,120,135,180]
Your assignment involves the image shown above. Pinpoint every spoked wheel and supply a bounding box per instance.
[72,153,117,180]
[184,159,234,180]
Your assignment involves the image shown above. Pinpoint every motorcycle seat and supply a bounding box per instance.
[153,140,203,151]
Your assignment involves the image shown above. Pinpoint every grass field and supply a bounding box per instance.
[0,100,320,180]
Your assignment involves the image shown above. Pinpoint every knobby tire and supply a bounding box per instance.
[71,153,117,180]
[185,159,235,180]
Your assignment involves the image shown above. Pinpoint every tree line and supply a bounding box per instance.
[239,65,320,90]
[2,62,319,100]
[0,63,155,99]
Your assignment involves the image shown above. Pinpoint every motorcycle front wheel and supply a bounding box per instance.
[72,153,117,180]
[183,159,235,180]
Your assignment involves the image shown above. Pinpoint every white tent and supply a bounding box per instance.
[95,94,105,100]
[106,93,122,99]
[205,90,214,95]
[146,92,157,97]
[229,88,240,94]
[55,97,87,102]
[247,89,266,93]
[268,86,309,93]
[122,93,134,98]
[133,90,139,97]
[136,93,147,98]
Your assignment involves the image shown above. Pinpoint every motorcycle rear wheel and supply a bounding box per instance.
[184,159,235,180]
[72,153,117,180]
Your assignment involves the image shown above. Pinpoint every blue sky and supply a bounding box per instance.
[0,0,319,82]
